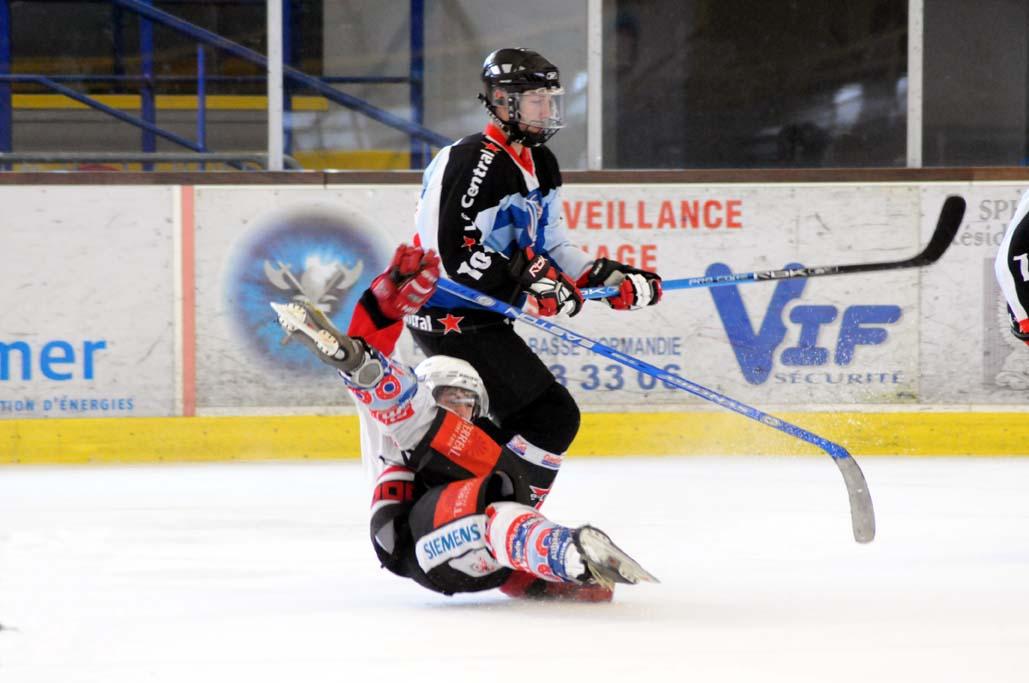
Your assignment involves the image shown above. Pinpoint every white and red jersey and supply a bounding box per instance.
[342,294,436,480]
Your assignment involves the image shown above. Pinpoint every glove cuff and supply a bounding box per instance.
[371,272,404,320]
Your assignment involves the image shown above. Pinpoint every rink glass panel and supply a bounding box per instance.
[4,1,1028,169]
[604,0,908,169]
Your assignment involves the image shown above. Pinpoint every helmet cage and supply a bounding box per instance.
[479,48,563,147]
[432,386,481,419]
[481,86,564,147]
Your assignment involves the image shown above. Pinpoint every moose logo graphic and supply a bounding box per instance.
[263,255,364,314]
[224,206,389,373]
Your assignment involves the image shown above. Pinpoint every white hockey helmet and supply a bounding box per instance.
[415,355,489,420]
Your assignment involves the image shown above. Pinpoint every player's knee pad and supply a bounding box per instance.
[502,434,562,507]
[406,472,517,594]
[504,381,580,454]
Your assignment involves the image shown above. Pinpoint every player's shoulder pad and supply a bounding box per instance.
[447,133,505,169]
[407,408,504,480]
[438,135,514,207]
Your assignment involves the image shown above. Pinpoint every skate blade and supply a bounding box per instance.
[270,301,340,354]
[578,527,660,587]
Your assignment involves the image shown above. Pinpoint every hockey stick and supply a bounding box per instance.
[436,277,876,544]
[581,195,966,299]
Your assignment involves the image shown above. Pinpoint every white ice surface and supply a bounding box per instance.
[1,456,1028,683]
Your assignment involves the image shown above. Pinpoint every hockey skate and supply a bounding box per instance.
[270,300,383,386]
[573,525,659,590]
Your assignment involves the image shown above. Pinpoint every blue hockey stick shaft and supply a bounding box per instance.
[581,195,966,299]
[582,271,774,299]
[435,277,875,543]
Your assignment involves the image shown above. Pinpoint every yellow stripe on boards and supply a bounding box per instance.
[1,412,1027,465]
[575,412,1029,457]
[0,415,361,465]
[292,149,412,170]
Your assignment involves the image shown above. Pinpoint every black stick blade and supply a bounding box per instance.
[916,195,966,265]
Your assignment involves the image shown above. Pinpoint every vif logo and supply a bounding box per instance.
[708,262,901,385]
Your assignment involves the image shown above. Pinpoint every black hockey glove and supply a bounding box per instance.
[579,258,662,311]
[509,247,584,317]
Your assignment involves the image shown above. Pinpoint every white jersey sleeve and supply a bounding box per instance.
[339,347,439,480]
[541,185,593,279]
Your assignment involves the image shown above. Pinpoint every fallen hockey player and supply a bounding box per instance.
[271,244,657,601]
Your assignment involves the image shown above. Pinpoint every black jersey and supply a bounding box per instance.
[407,122,591,333]
[996,190,1029,332]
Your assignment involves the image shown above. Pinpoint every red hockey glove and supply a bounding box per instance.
[579,258,662,311]
[371,244,441,320]
[1009,309,1029,346]
[509,247,583,317]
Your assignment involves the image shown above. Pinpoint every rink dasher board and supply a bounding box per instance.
[1,182,1028,461]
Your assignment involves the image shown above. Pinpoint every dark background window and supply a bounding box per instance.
[607,0,907,168]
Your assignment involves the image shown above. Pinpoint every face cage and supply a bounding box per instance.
[432,386,482,420]
[485,86,565,146]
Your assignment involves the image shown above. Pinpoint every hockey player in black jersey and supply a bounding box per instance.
[406,47,664,502]
[996,189,1029,346]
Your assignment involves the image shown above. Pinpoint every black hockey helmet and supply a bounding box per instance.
[478,48,564,146]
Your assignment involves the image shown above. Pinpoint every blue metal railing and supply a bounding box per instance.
[110,0,450,146]
[0,74,204,152]
[0,0,449,169]
[196,46,207,165]
[139,0,156,168]
[409,0,429,169]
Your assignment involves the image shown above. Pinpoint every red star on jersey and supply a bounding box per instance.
[462,236,478,250]
[438,313,464,335]
[484,142,500,153]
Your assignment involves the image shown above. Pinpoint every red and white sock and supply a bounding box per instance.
[485,502,586,583]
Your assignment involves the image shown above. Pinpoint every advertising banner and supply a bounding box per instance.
[194,183,932,412]
[2,179,1021,425]
[7,181,1017,419]
[920,183,1029,404]
[193,186,416,411]
[550,184,922,408]
[0,186,177,419]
